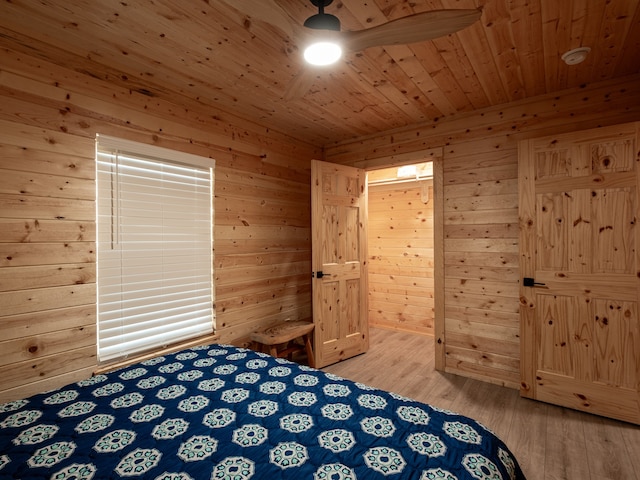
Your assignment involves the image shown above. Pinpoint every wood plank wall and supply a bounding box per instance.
[441,139,520,386]
[368,180,435,335]
[0,47,319,402]
[326,73,640,389]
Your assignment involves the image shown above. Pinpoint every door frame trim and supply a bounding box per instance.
[433,154,446,370]
[517,138,536,398]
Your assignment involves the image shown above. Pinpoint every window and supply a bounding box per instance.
[96,135,214,363]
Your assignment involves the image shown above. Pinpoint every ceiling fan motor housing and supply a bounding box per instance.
[305,0,341,31]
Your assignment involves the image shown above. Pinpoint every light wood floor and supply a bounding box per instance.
[321,328,640,480]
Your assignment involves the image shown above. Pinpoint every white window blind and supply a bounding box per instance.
[96,135,214,363]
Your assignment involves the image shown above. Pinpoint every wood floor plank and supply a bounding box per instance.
[543,406,590,480]
[504,395,548,479]
[583,416,639,480]
[449,378,519,441]
[321,327,640,480]
[621,423,640,478]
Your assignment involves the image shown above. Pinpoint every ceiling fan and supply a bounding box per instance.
[302,0,481,59]
[221,0,482,99]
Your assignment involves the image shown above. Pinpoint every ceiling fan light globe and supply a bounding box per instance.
[304,42,342,66]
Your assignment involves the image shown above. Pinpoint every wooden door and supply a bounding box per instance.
[519,122,640,424]
[311,160,369,368]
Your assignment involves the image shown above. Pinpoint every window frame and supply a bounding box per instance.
[95,134,215,363]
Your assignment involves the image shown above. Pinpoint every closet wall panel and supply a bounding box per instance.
[368,180,435,335]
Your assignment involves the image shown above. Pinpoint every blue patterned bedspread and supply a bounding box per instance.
[0,345,525,479]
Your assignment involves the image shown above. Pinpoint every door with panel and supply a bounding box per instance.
[519,122,640,424]
[311,160,369,368]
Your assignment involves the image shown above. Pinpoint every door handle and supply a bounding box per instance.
[523,277,546,287]
[313,271,331,279]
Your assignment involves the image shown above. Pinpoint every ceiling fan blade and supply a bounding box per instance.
[342,9,482,52]
[283,68,318,101]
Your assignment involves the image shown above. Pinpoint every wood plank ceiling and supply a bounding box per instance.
[0,0,638,147]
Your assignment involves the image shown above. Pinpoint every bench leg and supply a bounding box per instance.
[269,345,279,358]
[303,334,315,368]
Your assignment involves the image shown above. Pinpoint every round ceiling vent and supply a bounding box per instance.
[561,47,591,65]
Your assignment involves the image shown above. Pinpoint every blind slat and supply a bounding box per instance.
[99,308,212,336]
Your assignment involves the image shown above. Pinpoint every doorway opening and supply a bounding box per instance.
[366,161,435,337]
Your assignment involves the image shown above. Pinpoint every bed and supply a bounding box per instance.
[0,344,525,479]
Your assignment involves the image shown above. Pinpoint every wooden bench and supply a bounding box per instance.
[250,320,315,368]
